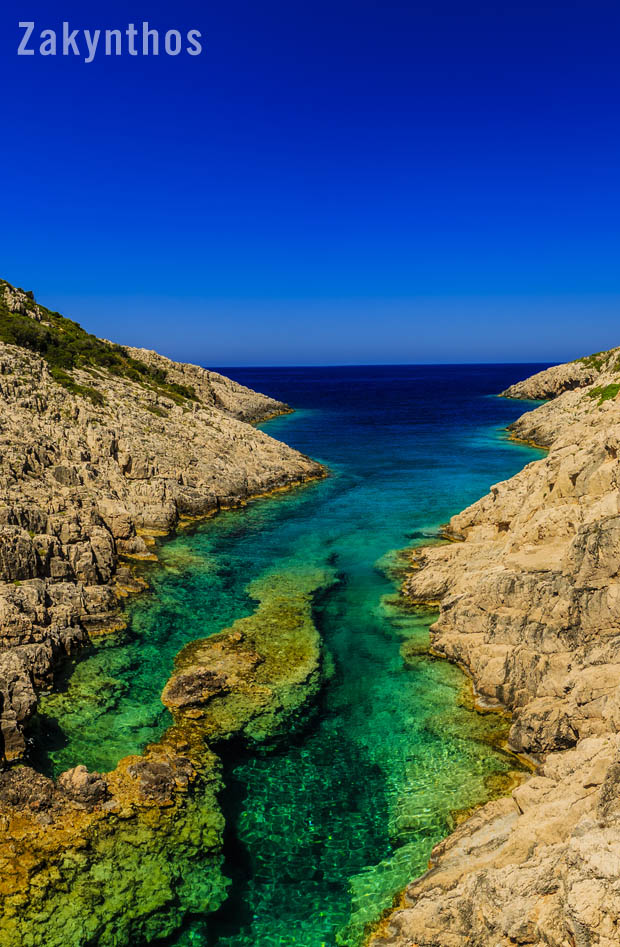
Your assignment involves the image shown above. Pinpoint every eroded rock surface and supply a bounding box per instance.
[371,351,620,947]
[0,740,227,947]
[0,279,323,766]
[0,279,326,945]
[500,348,620,401]
[0,563,334,947]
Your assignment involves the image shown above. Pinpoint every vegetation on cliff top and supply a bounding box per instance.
[588,382,620,405]
[0,279,198,407]
[576,349,620,373]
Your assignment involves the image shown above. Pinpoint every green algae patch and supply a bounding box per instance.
[0,744,228,947]
[158,541,219,575]
[162,565,335,745]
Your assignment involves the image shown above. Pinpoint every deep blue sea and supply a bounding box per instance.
[40,364,548,946]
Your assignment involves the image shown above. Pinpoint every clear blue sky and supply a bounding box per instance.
[2,0,619,364]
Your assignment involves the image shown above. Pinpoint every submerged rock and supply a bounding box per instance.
[163,566,333,744]
[0,563,333,946]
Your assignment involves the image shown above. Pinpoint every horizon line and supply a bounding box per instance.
[205,359,557,369]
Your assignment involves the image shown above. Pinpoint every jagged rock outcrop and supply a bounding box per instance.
[0,279,323,766]
[123,345,290,423]
[0,279,327,945]
[371,351,620,947]
[500,348,620,400]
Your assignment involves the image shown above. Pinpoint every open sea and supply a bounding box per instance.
[37,364,548,946]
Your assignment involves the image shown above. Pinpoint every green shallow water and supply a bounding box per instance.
[36,365,546,946]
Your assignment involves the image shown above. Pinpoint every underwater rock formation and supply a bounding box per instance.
[163,567,331,744]
[0,744,226,947]
[371,353,620,947]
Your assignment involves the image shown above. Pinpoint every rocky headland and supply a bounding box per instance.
[0,278,327,945]
[370,352,620,946]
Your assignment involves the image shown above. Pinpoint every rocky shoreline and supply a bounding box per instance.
[5,277,620,946]
[0,279,328,945]
[370,352,620,947]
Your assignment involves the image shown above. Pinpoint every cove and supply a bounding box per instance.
[36,364,547,946]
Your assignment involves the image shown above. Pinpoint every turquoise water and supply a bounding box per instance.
[37,365,546,946]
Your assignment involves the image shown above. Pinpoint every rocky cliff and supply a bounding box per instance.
[0,279,326,945]
[500,348,620,402]
[371,352,620,947]
[0,278,322,765]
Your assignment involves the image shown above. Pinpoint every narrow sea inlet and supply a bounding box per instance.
[36,365,546,946]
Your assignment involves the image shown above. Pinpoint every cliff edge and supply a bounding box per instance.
[500,348,620,402]
[0,278,324,764]
[0,278,327,945]
[371,351,620,947]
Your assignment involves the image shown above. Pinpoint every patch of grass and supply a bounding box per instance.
[145,403,169,418]
[587,383,620,405]
[0,279,199,407]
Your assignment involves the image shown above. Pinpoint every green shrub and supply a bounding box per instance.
[577,352,606,371]
[576,349,620,373]
[587,383,620,405]
[0,280,198,407]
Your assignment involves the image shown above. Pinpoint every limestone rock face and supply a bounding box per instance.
[0,279,327,945]
[123,345,290,423]
[57,764,108,805]
[0,279,323,766]
[372,348,620,947]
